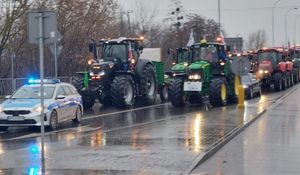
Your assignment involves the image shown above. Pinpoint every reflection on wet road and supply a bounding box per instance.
[0,86,295,174]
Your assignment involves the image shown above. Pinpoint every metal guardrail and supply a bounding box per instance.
[0,77,72,96]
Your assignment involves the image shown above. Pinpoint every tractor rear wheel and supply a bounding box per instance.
[71,75,95,110]
[274,72,282,91]
[169,78,186,107]
[209,78,228,107]
[111,75,136,108]
[139,64,157,105]
[293,69,299,84]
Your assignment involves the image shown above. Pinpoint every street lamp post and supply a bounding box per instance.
[272,0,282,47]
[294,15,300,45]
[285,8,298,47]
[218,0,221,35]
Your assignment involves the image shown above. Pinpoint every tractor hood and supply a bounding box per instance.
[91,61,114,73]
[188,60,209,71]
[258,60,273,73]
[171,62,188,72]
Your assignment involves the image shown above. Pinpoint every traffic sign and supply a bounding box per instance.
[27,10,58,44]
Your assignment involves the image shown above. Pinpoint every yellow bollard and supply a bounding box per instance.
[237,85,245,108]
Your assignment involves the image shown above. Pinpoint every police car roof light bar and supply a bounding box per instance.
[28,79,60,84]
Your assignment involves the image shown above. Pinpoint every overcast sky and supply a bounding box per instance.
[117,0,300,47]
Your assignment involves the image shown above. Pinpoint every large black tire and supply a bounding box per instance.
[169,78,186,107]
[293,69,299,84]
[111,75,136,108]
[274,72,282,91]
[139,64,157,105]
[290,71,294,87]
[71,75,95,110]
[287,72,292,88]
[209,78,228,107]
[282,73,288,90]
[159,85,169,103]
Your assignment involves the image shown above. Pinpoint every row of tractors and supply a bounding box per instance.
[246,47,300,91]
[71,35,300,111]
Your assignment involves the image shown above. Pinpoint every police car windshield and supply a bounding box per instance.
[11,86,55,99]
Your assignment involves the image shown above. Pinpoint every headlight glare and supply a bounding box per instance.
[189,74,201,80]
[33,106,43,113]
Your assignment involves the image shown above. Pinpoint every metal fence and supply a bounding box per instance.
[0,77,72,96]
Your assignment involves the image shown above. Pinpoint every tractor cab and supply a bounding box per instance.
[189,40,227,75]
[87,37,144,80]
[257,48,287,77]
[169,47,190,75]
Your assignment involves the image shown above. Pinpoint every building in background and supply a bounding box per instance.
[225,37,243,52]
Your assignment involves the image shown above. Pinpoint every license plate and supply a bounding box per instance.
[7,116,25,121]
[184,81,202,91]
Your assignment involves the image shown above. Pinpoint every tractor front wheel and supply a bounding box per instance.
[111,75,136,108]
[209,78,228,107]
[169,78,186,107]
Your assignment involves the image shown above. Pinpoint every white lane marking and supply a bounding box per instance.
[82,103,169,120]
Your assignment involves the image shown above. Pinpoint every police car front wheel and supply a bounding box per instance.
[72,106,82,124]
[48,110,58,130]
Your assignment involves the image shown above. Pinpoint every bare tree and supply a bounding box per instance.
[246,29,267,50]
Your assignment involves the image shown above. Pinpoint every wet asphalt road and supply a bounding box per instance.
[0,87,296,174]
[192,85,300,175]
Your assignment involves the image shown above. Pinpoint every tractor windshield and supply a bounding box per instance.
[258,51,277,65]
[176,50,189,63]
[102,44,127,61]
[192,45,218,62]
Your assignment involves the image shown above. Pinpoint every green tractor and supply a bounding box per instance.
[72,37,165,109]
[169,40,245,107]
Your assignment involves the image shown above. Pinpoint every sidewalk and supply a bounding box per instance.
[192,86,300,175]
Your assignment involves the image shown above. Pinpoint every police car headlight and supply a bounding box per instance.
[0,106,3,113]
[33,106,45,113]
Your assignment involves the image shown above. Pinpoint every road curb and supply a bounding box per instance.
[181,108,267,175]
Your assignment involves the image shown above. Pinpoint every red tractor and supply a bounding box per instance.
[256,47,293,91]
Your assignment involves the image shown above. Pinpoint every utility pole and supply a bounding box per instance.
[172,7,184,47]
[218,0,221,35]
[126,10,133,36]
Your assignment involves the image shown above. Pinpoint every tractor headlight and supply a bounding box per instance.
[264,70,268,74]
[189,74,201,80]
[243,85,248,89]
[259,70,264,74]
[184,62,188,67]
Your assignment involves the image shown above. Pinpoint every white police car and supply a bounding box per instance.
[0,79,83,131]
